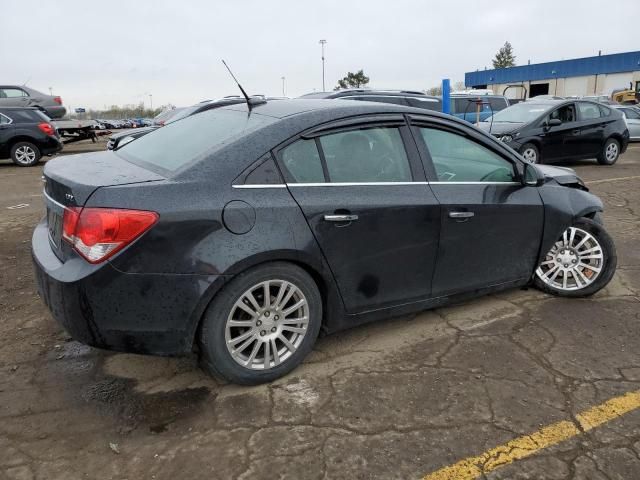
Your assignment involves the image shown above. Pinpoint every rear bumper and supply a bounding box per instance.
[43,105,67,119]
[32,220,222,355]
[42,136,63,156]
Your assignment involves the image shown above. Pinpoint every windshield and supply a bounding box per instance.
[484,102,553,123]
[116,108,277,173]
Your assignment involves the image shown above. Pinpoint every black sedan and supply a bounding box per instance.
[34,99,616,385]
[479,99,629,165]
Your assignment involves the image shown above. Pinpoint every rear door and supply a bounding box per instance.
[576,102,605,157]
[409,116,544,297]
[0,87,30,108]
[275,116,441,313]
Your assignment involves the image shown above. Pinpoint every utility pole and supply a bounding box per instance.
[149,94,153,111]
[281,77,286,97]
[319,39,327,91]
[48,87,53,96]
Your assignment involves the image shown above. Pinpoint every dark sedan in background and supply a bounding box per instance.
[0,85,66,119]
[34,99,616,385]
[480,99,629,165]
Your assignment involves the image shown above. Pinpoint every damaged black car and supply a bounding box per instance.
[33,99,617,385]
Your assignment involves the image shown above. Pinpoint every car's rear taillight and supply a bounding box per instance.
[53,96,62,105]
[38,122,55,136]
[62,207,158,263]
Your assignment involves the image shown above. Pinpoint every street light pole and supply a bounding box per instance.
[149,94,153,111]
[319,39,327,91]
[281,77,286,97]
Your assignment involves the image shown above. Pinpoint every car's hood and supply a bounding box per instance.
[478,121,525,135]
[536,164,587,189]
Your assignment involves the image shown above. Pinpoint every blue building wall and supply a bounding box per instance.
[465,51,640,87]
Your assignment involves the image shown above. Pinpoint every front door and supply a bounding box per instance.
[276,121,441,313]
[541,103,579,161]
[411,121,544,297]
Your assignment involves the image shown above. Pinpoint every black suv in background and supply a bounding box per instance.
[299,89,442,111]
[0,107,63,166]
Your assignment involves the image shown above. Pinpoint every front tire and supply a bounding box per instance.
[198,262,322,385]
[520,143,540,164]
[11,141,41,167]
[597,138,620,165]
[534,218,616,297]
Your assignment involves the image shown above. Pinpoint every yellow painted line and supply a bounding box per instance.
[422,390,640,480]
[586,175,640,185]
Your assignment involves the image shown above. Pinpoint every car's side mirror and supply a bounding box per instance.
[548,118,562,127]
[522,162,544,187]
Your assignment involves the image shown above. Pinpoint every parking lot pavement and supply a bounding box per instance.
[1,145,639,480]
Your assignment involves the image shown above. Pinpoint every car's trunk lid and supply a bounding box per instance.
[43,150,165,260]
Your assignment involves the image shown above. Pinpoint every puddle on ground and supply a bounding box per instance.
[83,376,211,433]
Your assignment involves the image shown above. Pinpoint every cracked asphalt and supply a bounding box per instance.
[1,142,639,480]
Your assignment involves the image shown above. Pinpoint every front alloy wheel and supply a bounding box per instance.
[534,218,616,297]
[199,262,321,385]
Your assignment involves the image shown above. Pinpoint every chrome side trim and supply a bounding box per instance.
[288,182,429,187]
[232,184,287,189]
[429,181,521,185]
[43,189,66,209]
[231,181,522,188]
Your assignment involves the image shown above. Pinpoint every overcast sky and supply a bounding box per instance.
[1,0,638,110]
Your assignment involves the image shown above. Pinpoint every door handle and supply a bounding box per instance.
[324,214,358,222]
[448,211,474,219]
[572,129,581,135]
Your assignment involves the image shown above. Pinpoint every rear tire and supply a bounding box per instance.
[533,217,616,297]
[520,143,540,164]
[10,141,41,167]
[198,262,322,385]
[597,138,620,165]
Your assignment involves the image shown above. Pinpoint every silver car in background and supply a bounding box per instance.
[0,85,66,119]
[612,105,640,141]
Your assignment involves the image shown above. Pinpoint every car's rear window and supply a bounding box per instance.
[116,108,276,173]
[3,109,50,123]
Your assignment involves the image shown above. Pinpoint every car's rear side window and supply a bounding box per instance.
[4,109,46,123]
[319,127,411,183]
[116,108,276,173]
[578,102,601,120]
[280,127,413,184]
[281,139,325,183]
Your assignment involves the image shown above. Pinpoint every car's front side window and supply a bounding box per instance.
[319,127,412,183]
[419,127,516,183]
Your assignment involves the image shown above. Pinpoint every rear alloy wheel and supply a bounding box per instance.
[199,262,321,385]
[597,138,620,165]
[520,143,540,164]
[11,141,41,167]
[534,218,616,297]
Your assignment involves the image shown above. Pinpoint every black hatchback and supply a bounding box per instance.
[33,99,616,385]
[479,99,629,165]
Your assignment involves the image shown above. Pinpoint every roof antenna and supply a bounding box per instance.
[222,60,253,111]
